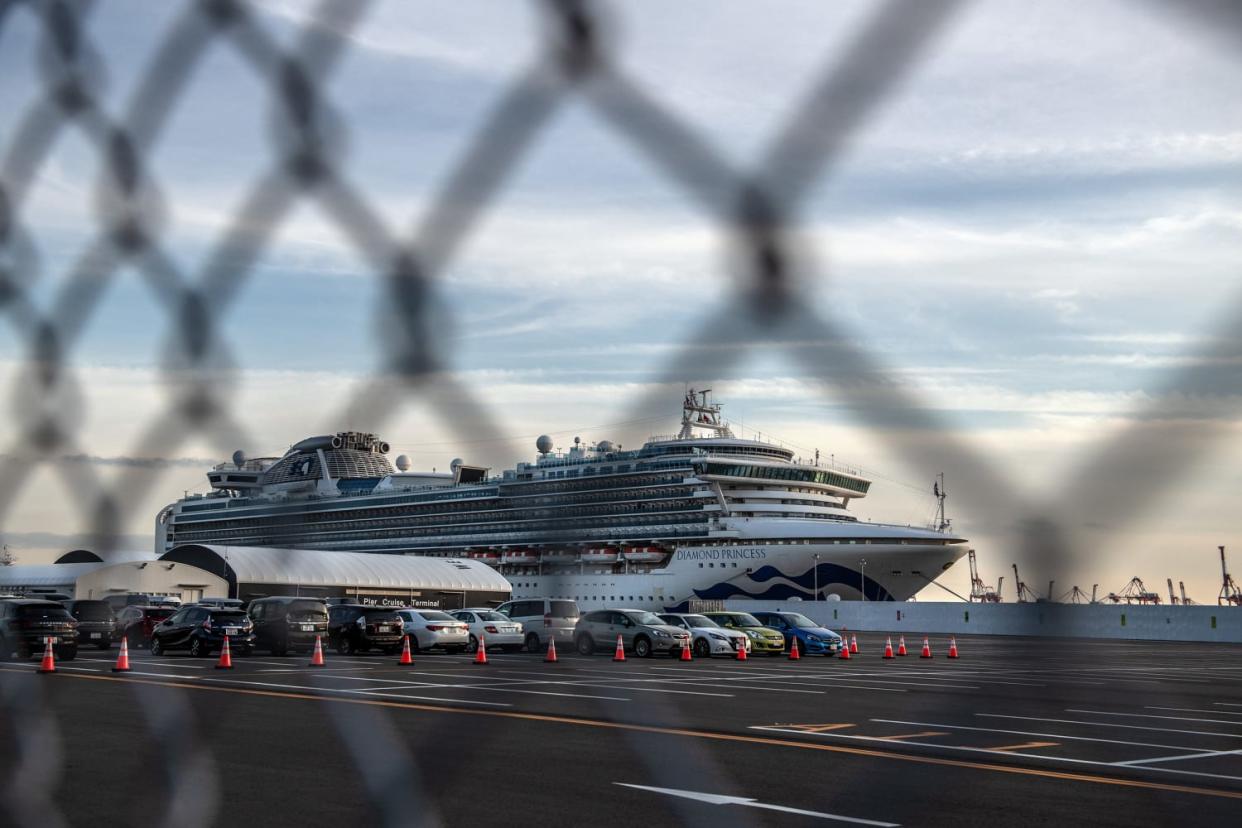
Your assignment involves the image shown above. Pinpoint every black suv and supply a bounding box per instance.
[150,606,255,657]
[248,597,330,656]
[62,599,117,650]
[0,600,78,660]
[327,604,404,654]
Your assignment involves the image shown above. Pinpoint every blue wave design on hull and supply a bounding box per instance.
[693,562,894,603]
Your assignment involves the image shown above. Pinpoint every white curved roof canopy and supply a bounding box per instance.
[159,545,511,592]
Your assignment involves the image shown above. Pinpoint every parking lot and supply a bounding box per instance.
[3,633,1241,826]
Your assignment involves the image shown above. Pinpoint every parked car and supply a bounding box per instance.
[328,604,405,654]
[104,593,181,612]
[494,598,580,653]
[396,609,469,653]
[0,599,78,660]
[451,608,524,653]
[62,599,117,650]
[247,597,329,656]
[748,611,843,656]
[192,597,246,610]
[115,605,176,649]
[703,611,786,655]
[149,606,256,657]
[574,609,691,658]
[657,613,750,658]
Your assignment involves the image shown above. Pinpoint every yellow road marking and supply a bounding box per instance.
[990,741,1059,752]
[8,668,1242,802]
[876,731,949,741]
[779,723,856,733]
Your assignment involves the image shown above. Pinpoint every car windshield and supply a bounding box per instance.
[146,608,175,620]
[474,611,508,622]
[286,601,327,621]
[684,615,720,628]
[418,611,456,621]
[723,613,764,627]
[69,602,112,621]
[17,604,71,621]
[627,611,664,626]
[549,601,578,618]
[363,610,400,621]
[784,613,819,629]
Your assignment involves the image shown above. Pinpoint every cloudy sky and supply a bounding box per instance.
[2,0,1241,602]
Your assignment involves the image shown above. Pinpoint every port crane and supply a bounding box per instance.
[1012,564,1041,603]
[1106,577,1161,605]
[967,550,1002,603]
[1179,582,1194,606]
[1059,585,1093,604]
[1219,546,1241,607]
[1168,578,1178,605]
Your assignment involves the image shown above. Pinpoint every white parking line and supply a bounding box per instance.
[1115,749,1242,767]
[1146,706,1242,717]
[869,719,1215,752]
[306,671,638,702]
[195,676,513,707]
[1066,709,1242,727]
[978,714,1242,740]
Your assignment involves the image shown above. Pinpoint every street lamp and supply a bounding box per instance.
[812,553,821,600]
[859,558,867,601]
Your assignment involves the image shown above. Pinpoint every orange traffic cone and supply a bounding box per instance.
[215,635,234,669]
[736,642,748,661]
[882,637,894,659]
[612,634,626,662]
[838,640,851,660]
[473,633,489,665]
[545,636,558,663]
[680,640,693,661]
[897,635,908,656]
[112,637,132,672]
[309,635,325,667]
[920,636,933,659]
[849,634,859,654]
[397,635,414,666]
[788,638,801,660]
[947,637,960,659]
[37,637,56,674]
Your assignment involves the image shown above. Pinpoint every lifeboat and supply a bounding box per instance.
[622,545,666,563]
[469,550,502,567]
[580,546,620,564]
[501,549,540,565]
[540,549,580,565]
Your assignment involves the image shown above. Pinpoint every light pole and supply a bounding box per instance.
[812,553,820,600]
[859,558,867,602]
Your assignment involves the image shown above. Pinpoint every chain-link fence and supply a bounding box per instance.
[2,0,1241,825]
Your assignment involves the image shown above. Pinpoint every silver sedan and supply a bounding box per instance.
[396,609,469,654]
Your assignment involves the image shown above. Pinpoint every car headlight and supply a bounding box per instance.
[745,630,761,639]
[709,633,727,641]
[807,635,822,642]
[653,630,671,638]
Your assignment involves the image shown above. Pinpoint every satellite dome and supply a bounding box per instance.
[395,454,411,471]
[596,440,615,453]
[450,457,463,471]
[536,435,553,454]
[232,449,246,466]
[826,593,842,602]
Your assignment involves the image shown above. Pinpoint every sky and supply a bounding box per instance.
[1,0,1241,603]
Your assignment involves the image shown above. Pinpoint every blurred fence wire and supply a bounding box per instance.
[1,0,1241,824]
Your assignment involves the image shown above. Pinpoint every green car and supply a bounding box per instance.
[703,611,786,655]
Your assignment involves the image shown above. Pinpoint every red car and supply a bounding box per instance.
[115,605,175,648]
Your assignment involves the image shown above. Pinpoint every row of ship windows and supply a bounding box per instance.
[708,464,871,494]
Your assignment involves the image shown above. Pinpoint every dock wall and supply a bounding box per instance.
[727,600,1242,643]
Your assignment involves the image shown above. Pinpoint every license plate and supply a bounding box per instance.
[224,627,240,636]
[301,624,315,632]
[376,625,390,632]
[90,632,102,639]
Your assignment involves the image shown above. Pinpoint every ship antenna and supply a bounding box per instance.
[933,472,951,533]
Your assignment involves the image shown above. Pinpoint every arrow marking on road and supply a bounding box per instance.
[614,783,899,826]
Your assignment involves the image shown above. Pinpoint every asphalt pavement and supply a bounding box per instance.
[2,633,1240,827]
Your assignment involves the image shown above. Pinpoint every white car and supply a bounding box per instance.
[657,613,751,658]
[396,609,469,654]
[451,608,524,653]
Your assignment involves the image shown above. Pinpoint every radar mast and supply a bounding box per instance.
[678,388,734,439]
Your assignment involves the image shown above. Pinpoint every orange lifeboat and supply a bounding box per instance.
[622,545,666,563]
[580,546,620,564]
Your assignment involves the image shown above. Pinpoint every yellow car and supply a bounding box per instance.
[703,611,785,655]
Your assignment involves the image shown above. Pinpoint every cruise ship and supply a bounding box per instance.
[156,390,969,610]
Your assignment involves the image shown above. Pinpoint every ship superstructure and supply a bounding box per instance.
[157,390,969,609]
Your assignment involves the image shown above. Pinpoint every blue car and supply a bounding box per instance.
[750,611,843,656]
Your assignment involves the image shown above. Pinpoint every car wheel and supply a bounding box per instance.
[344,637,357,655]
[188,637,207,658]
[693,638,711,659]
[334,636,349,655]
[96,640,112,650]
[634,636,652,658]
[525,633,542,654]
[467,634,479,653]
[60,646,77,662]
[575,634,595,656]
[0,636,10,661]
[150,636,164,657]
